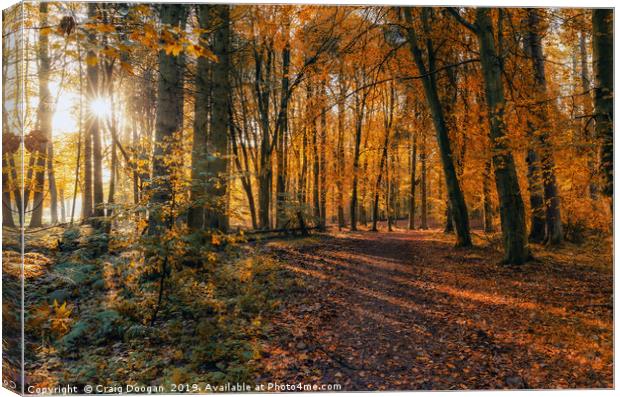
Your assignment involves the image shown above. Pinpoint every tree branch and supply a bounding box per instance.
[446,7,477,33]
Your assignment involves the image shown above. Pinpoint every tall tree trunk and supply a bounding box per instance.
[132,117,139,205]
[59,187,66,223]
[387,151,396,231]
[275,40,290,229]
[525,9,563,245]
[79,28,92,221]
[580,29,598,198]
[44,11,58,225]
[592,9,613,200]
[148,4,186,234]
[46,138,58,224]
[297,119,308,233]
[204,5,231,231]
[2,156,15,227]
[419,133,428,229]
[372,83,395,232]
[444,201,454,233]
[310,83,321,227]
[336,69,346,230]
[474,8,529,264]
[526,148,546,242]
[8,157,23,226]
[88,3,104,220]
[256,46,273,230]
[408,130,417,230]
[44,6,58,225]
[107,144,116,217]
[319,80,327,231]
[187,4,212,230]
[350,96,364,231]
[371,127,390,232]
[30,2,53,228]
[403,7,471,246]
[482,158,495,233]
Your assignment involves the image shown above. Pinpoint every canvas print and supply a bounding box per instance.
[1,1,614,393]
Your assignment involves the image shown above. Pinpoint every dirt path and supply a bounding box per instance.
[259,228,612,390]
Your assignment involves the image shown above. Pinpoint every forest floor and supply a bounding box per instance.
[257,225,613,390]
[5,223,613,391]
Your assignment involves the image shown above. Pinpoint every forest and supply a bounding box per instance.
[1,2,614,392]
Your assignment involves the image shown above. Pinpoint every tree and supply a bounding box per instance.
[449,7,529,264]
[29,2,53,228]
[524,9,563,245]
[187,4,212,231]
[403,7,472,246]
[592,9,613,201]
[205,5,231,231]
[89,3,104,220]
[408,128,417,230]
[371,82,395,232]
[148,4,187,234]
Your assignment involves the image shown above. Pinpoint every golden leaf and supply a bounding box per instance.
[86,53,98,66]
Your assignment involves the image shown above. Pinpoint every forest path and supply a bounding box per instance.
[259,228,612,390]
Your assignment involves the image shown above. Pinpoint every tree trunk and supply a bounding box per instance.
[47,138,58,224]
[419,133,428,230]
[309,82,320,228]
[30,2,53,228]
[275,40,290,229]
[2,156,15,227]
[525,148,546,242]
[86,3,104,220]
[475,8,529,264]
[580,29,598,199]
[148,4,186,234]
[319,80,327,230]
[350,97,364,231]
[107,144,116,217]
[256,46,273,230]
[371,126,390,232]
[387,151,396,231]
[482,158,495,233]
[444,200,454,233]
[59,187,66,223]
[187,4,212,230]
[408,130,417,230]
[204,5,230,231]
[81,32,92,220]
[336,63,346,229]
[525,9,563,245]
[403,7,471,246]
[592,9,613,200]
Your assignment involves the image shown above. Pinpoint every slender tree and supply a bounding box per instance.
[449,7,529,264]
[403,7,471,246]
[148,4,187,234]
[592,9,613,201]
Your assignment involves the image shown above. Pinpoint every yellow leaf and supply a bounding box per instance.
[86,53,98,66]
[120,61,134,75]
[164,43,183,56]
[96,23,116,33]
